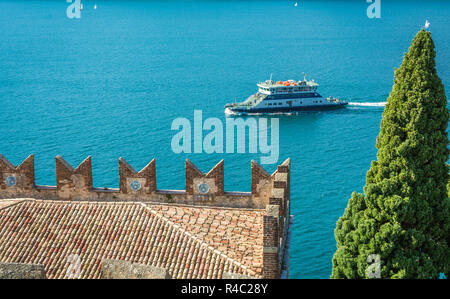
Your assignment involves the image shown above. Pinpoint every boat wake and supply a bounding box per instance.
[348,102,387,107]
[224,102,387,116]
[224,108,237,116]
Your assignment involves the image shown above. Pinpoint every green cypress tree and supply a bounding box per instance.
[331,29,449,279]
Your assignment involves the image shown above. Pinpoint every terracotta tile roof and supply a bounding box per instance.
[148,205,264,274]
[0,199,264,279]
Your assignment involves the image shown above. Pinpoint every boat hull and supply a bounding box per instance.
[225,102,348,115]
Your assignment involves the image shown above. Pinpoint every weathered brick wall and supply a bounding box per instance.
[0,154,35,191]
[263,205,280,279]
[0,262,46,279]
[272,159,291,278]
[119,157,156,194]
[222,272,255,279]
[0,154,290,211]
[260,158,291,279]
[185,159,224,196]
[55,155,93,199]
[101,259,170,279]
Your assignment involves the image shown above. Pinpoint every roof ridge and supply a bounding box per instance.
[3,198,265,212]
[140,203,256,277]
[0,198,29,210]
[143,201,265,212]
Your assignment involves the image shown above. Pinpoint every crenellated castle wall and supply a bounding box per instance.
[0,153,292,278]
[0,154,290,210]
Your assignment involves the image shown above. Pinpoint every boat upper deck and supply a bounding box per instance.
[258,80,319,88]
[257,79,319,95]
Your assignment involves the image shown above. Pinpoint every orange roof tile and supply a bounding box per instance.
[0,199,264,279]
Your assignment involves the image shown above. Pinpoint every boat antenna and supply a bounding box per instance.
[303,73,307,81]
[270,73,273,83]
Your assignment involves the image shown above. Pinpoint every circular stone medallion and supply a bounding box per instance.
[198,183,210,194]
[5,176,17,187]
[130,180,141,191]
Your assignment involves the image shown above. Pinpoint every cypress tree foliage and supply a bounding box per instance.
[331,29,449,279]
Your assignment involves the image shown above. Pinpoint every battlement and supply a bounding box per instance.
[0,154,290,210]
[0,153,292,278]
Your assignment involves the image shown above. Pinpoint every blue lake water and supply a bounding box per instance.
[0,0,449,278]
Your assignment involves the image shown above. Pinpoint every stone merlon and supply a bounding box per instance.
[0,154,292,279]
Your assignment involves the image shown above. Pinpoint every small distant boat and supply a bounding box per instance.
[424,20,430,29]
[224,76,348,115]
[94,4,97,10]
[294,2,298,7]
[80,3,83,10]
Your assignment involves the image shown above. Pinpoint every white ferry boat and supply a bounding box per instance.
[225,76,347,115]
